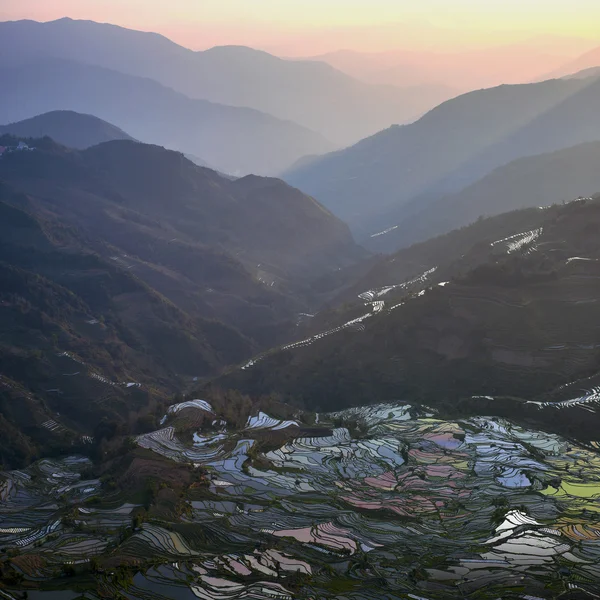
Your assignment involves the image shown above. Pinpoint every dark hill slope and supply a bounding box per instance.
[0,188,253,466]
[0,110,134,149]
[368,141,600,252]
[0,138,363,467]
[0,138,364,349]
[221,197,600,428]
[277,205,554,339]
[81,141,362,276]
[285,76,600,240]
[339,206,554,305]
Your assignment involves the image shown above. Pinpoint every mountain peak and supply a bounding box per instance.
[0,110,134,149]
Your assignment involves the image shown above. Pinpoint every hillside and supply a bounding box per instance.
[0,188,256,466]
[0,137,364,345]
[0,59,332,176]
[339,206,556,304]
[0,18,456,147]
[0,110,134,149]
[4,198,600,596]
[220,196,600,436]
[284,76,600,240]
[4,391,600,598]
[0,136,366,465]
[368,141,600,251]
[562,66,600,80]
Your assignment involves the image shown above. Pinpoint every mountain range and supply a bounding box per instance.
[0,110,135,149]
[285,72,600,247]
[5,12,600,598]
[3,17,600,453]
[368,140,600,252]
[0,59,332,176]
[307,45,572,90]
[0,133,364,462]
[0,18,457,148]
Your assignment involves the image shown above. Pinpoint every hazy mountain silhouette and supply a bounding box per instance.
[368,141,600,252]
[548,45,600,79]
[0,59,332,176]
[0,18,456,146]
[285,76,600,241]
[0,110,134,149]
[561,66,600,81]
[309,46,569,90]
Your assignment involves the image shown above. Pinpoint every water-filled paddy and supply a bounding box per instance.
[2,402,600,598]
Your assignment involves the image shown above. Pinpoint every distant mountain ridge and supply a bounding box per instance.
[306,46,570,90]
[547,44,600,79]
[368,141,600,251]
[0,18,457,147]
[562,66,600,80]
[0,58,332,176]
[0,110,134,149]
[285,75,600,245]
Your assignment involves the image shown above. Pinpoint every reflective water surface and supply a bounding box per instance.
[2,402,600,598]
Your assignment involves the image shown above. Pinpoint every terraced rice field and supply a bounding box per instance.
[56,350,142,391]
[4,403,600,597]
[242,267,439,371]
[491,228,543,254]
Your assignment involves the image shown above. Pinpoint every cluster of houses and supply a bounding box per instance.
[0,141,34,158]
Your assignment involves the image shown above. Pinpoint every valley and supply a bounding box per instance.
[2,10,600,598]
[285,72,600,248]
[3,126,600,598]
[0,133,363,466]
[221,196,600,443]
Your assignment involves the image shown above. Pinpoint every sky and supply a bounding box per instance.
[0,0,599,56]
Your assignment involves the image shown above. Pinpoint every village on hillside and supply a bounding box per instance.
[0,141,34,157]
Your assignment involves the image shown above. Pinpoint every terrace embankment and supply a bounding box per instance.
[3,400,600,597]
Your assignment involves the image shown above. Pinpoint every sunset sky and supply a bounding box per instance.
[1,0,599,56]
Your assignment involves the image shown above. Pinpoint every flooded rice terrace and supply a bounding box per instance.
[2,402,600,599]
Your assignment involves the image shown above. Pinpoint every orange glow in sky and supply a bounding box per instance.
[0,0,599,55]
